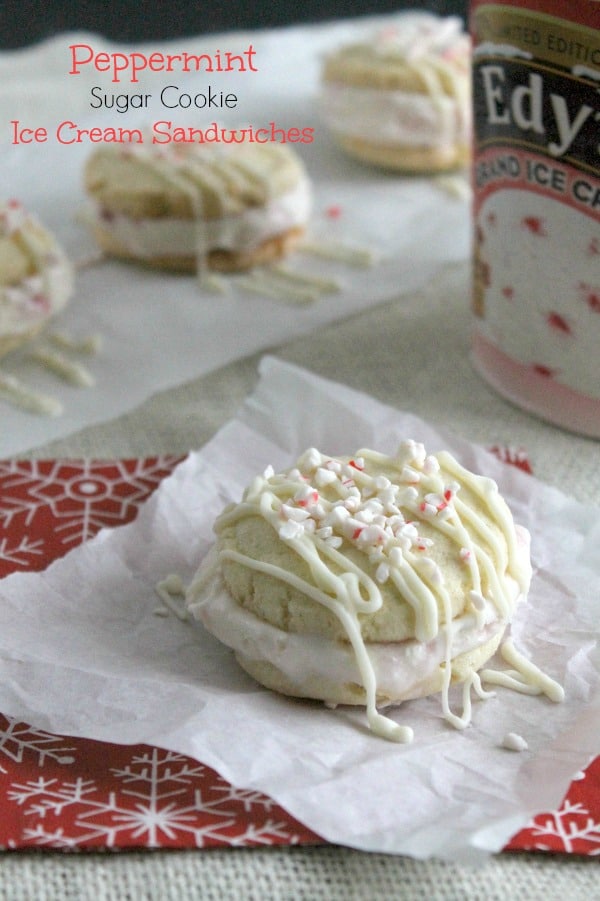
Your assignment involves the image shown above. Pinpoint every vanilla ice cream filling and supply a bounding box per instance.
[320,84,470,148]
[190,559,519,705]
[90,177,312,259]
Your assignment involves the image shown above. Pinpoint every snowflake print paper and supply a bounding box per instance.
[0,455,597,854]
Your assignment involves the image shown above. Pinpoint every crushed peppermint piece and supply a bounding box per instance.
[315,467,337,486]
[423,455,440,475]
[294,485,319,507]
[397,486,419,505]
[401,465,421,484]
[281,503,310,522]
[279,519,305,540]
[297,447,322,472]
[376,562,390,583]
[349,457,365,470]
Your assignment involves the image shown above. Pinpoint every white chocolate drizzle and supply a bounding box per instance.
[0,371,62,416]
[48,331,103,355]
[29,347,95,387]
[481,638,565,703]
[207,442,547,742]
[237,265,341,305]
[298,239,378,268]
[154,574,189,620]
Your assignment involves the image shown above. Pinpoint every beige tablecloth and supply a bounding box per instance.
[1,18,598,901]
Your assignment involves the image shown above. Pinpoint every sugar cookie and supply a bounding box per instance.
[320,13,471,172]
[84,141,312,272]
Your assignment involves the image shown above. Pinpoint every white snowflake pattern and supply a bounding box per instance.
[0,456,182,545]
[0,535,45,567]
[211,784,279,813]
[0,717,76,774]
[6,748,303,849]
[526,800,600,854]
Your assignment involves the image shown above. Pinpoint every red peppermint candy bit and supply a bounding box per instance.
[502,286,514,299]
[8,198,21,209]
[521,216,546,236]
[546,312,572,335]
[532,363,558,378]
[296,489,319,508]
[579,283,600,313]
[29,293,50,313]
[488,445,533,475]
[348,459,364,471]
[325,205,343,219]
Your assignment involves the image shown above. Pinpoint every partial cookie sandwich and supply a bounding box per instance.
[0,199,74,358]
[320,13,471,172]
[83,141,312,273]
[187,440,561,743]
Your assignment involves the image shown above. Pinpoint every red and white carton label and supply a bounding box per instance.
[470,0,600,436]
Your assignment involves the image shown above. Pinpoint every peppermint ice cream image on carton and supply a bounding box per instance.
[470,0,600,437]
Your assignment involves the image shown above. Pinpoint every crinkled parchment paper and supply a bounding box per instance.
[0,357,597,860]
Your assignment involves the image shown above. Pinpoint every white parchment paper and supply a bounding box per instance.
[0,17,470,456]
[0,357,597,860]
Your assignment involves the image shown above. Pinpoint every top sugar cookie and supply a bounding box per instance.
[320,13,471,173]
